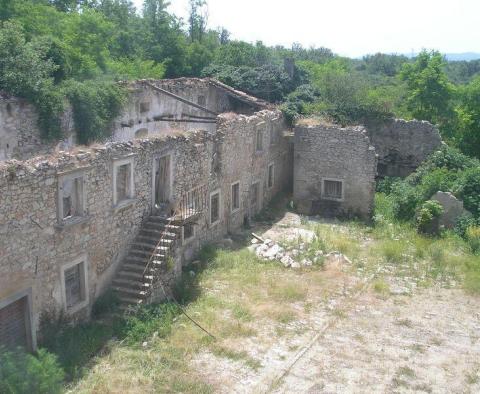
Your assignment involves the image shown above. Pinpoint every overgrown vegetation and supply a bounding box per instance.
[2,1,480,159]
[0,347,64,394]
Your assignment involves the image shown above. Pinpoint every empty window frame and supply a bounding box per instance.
[267,163,275,189]
[182,223,195,244]
[58,171,86,223]
[61,257,88,313]
[139,101,150,113]
[322,179,343,200]
[269,124,278,146]
[256,129,263,152]
[113,157,135,206]
[210,190,221,225]
[197,95,206,106]
[231,181,240,212]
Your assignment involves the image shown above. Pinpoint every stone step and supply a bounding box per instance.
[117,294,145,306]
[117,270,153,281]
[131,244,170,253]
[113,277,150,288]
[144,221,181,232]
[139,229,177,240]
[136,235,176,245]
[113,286,148,297]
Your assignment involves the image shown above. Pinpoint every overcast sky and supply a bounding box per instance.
[132,0,480,57]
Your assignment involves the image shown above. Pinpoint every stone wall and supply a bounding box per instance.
[0,109,291,342]
[364,118,443,178]
[293,124,377,220]
[111,78,265,142]
[0,94,76,162]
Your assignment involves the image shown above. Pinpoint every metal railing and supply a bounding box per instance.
[142,184,208,301]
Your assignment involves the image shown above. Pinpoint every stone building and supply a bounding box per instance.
[293,124,377,220]
[0,85,290,350]
[0,77,441,351]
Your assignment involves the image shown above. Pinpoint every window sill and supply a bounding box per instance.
[55,216,91,230]
[321,196,344,202]
[113,198,136,213]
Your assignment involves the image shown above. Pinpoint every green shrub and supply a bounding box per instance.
[466,226,480,254]
[41,316,114,380]
[120,303,180,345]
[416,200,444,234]
[376,177,401,194]
[64,79,126,144]
[0,347,64,394]
[391,181,421,221]
[454,214,479,238]
[457,166,480,217]
[91,289,120,317]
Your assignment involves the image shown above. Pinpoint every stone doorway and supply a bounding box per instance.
[153,154,172,214]
[250,181,260,218]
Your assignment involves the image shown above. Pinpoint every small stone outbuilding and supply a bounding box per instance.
[293,124,377,220]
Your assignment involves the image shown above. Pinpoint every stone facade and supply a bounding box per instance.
[0,108,290,347]
[0,93,76,161]
[364,118,443,178]
[293,124,377,220]
[111,78,269,142]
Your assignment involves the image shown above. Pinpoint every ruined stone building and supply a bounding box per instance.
[0,78,442,351]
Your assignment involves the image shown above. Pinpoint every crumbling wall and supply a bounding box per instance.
[293,125,377,220]
[365,118,442,178]
[0,109,291,340]
[0,95,76,162]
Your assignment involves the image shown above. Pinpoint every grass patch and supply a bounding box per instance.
[373,279,390,295]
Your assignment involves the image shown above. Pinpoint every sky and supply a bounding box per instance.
[133,0,480,57]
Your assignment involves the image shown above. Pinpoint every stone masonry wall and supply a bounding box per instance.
[0,109,291,340]
[364,118,443,178]
[293,125,377,220]
[0,95,76,162]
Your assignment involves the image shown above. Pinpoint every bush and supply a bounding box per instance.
[0,347,64,394]
[466,226,480,254]
[376,176,401,194]
[457,166,480,217]
[41,316,115,380]
[64,79,126,144]
[91,289,120,317]
[390,181,421,221]
[416,200,444,234]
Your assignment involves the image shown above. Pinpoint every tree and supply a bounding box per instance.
[188,0,207,42]
[399,50,454,125]
[456,75,480,158]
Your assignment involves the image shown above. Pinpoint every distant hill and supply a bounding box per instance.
[444,53,480,61]
[358,52,480,62]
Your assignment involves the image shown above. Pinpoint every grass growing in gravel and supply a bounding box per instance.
[71,244,329,393]
[62,193,480,392]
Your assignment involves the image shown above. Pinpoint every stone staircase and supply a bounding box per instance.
[112,215,182,311]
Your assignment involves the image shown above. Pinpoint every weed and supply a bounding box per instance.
[373,279,390,295]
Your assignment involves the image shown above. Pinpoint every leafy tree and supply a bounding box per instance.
[362,53,409,77]
[188,0,207,42]
[399,50,454,125]
[0,21,63,138]
[456,75,480,158]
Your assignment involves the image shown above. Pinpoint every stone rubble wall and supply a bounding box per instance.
[0,109,291,338]
[293,125,377,220]
[364,118,443,178]
[0,95,76,161]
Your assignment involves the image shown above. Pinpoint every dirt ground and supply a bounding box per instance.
[191,214,480,394]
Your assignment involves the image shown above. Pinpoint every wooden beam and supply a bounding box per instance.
[144,81,219,116]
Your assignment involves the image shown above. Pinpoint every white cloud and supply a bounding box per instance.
[133,0,480,56]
